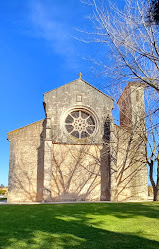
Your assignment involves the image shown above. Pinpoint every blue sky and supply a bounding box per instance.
[0,0,113,186]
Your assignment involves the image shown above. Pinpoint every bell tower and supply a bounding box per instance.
[117,82,148,201]
[117,82,145,130]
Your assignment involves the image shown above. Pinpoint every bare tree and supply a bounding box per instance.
[147,135,159,201]
[145,89,159,200]
[79,0,159,200]
[80,0,159,92]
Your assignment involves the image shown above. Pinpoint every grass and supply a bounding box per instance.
[0,202,159,249]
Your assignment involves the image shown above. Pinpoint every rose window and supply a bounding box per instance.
[65,110,96,139]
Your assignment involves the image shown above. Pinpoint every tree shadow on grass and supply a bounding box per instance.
[0,203,159,249]
[72,202,159,219]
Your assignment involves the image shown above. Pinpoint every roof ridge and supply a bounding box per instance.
[43,78,114,101]
[7,119,45,135]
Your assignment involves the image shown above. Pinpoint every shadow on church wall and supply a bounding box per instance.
[36,119,46,201]
[114,123,147,201]
[49,115,111,202]
[7,117,147,203]
[8,160,38,202]
[51,143,101,201]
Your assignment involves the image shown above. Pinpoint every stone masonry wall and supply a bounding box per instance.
[44,79,114,144]
[43,79,114,202]
[116,83,148,201]
[7,119,45,203]
[115,125,148,201]
[7,79,148,203]
[51,144,102,201]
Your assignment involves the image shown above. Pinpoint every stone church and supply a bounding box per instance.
[7,75,148,203]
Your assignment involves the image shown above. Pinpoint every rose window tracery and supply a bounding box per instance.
[65,110,96,139]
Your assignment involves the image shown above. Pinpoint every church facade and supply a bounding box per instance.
[7,76,148,203]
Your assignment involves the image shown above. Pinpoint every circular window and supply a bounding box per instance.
[65,110,96,139]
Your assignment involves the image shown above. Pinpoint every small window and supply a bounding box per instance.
[136,90,139,102]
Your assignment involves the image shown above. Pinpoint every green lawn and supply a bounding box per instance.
[0,202,159,249]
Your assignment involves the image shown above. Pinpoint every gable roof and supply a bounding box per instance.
[43,78,114,101]
[7,119,45,136]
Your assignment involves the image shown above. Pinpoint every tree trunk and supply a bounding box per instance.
[149,161,158,201]
[153,186,158,201]
[156,189,159,201]
[155,162,159,201]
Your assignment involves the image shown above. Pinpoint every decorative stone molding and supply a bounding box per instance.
[60,105,100,142]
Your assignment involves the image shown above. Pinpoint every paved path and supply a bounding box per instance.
[0,200,7,205]
[0,200,111,205]
[0,199,153,205]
